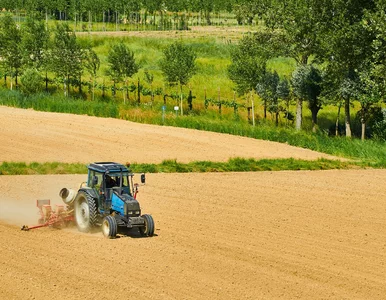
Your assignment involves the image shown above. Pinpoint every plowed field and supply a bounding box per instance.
[0,106,385,299]
[0,171,385,299]
[0,106,340,163]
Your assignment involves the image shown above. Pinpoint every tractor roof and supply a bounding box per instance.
[88,162,129,173]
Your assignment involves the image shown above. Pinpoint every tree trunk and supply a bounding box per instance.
[92,77,95,101]
[295,99,302,131]
[137,79,141,104]
[361,120,366,141]
[311,108,318,133]
[205,11,211,25]
[124,78,127,104]
[344,97,352,137]
[45,71,48,92]
[335,102,342,136]
[67,75,70,96]
[180,84,183,116]
[264,99,267,119]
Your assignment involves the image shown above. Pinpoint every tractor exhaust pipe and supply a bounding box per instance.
[59,188,76,206]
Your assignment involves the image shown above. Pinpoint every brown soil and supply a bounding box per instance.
[0,170,385,299]
[0,106,341,163]
[0,107,383,299]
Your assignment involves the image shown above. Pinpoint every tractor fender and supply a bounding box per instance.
[78,187,98,200]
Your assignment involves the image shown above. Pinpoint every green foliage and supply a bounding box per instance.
[371,108,386,141]
[292,65,322,128]
[107,42,139,84]
[159,42,197,86]
[84,48,100,78]
[20,17,49,69]
[20,68,43,95]
[0,14,22,82]
[228,31,286,95]
[49,23,83,95]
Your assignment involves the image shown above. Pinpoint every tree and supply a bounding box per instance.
[20,68,43,95]
[228,31,286,117]
[160,42,196,87]
[0,14,23,90]
[84,48,100,101]
[233,0,260,25]
[49,23,84,96]
[292,65,323,132]
[319,0,375,137]
[256,70,279,123]
[276,78,291,126]
[228,34,267,96]
[20,16,50,69]
[262,0,330,130]
[160,42,196,114]
[107,43,139,102]
[355,68,382,140]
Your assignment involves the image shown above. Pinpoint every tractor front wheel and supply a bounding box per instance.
[74,191,98,233]
[139,214,155,237]
[102,215,117,239]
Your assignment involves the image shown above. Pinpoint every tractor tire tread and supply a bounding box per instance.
[140,214,155,237]
[103,215,117,238]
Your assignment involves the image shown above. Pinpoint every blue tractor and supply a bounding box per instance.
[60,162,155,238]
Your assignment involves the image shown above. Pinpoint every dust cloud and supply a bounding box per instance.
[0,174,84,227]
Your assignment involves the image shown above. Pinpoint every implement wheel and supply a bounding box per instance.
[74,191,97,233]
[102,216,117,239]
[139,214,155,237]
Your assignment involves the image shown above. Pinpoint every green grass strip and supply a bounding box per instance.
[0,158,378,176]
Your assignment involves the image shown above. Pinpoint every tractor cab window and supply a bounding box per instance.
[109,172,129,188]
[108,172,131,195]
[89,171,103,189]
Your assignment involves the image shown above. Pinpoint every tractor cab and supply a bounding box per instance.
[86,162,145,215]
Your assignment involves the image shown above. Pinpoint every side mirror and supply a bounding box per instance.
[141,173,146,184]
[92,176,98,186]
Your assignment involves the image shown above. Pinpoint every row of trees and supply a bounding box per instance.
[0,14,197,103]
[0,0,262,27]
[228,0,386,140]
[0,14,102,97]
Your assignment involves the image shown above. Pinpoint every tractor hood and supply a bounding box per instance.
[111,192,141,216]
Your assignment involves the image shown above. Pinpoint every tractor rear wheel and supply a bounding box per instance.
[74,191,98,233]
[139,214,155,237]
[102,215,117,239]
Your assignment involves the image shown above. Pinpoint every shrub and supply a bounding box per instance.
[20,68,43,95]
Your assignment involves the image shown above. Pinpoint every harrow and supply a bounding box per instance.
[21,199,74,231]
